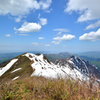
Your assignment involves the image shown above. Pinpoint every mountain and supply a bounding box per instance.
[44,52,73,62]
[77,53,100,71]
[78,51,100,59]
[0,53,100,100]
[0,51,46,65]
[1,52,100,85]
[54,55,100,79]
[0,53,89,83]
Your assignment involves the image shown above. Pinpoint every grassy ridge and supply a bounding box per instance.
[0,55,33,83]
[0,77,100,100]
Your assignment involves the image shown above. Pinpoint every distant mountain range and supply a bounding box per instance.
[78,51,100,59]
[0,52,100,84]
[44,52,73,61]
[1,51,100,64]
[0,52,24,65]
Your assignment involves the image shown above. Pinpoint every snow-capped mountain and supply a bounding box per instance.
[54,55,100,79]
[24,53,86,80]
[0,53,100,82]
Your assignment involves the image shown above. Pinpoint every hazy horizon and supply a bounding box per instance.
[1,50,100,55]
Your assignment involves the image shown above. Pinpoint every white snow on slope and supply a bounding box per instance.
[24,53,87,80]
[0,59,18,77]
[11,68,22,73]
[12,76,19,81]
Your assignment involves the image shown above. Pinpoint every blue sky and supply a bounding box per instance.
[0,0,100,53]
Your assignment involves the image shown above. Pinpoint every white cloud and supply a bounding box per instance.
[45,44,50,46]
[85,20,100,30]
[15,15,25,22]
[38,14,47,26]
[38,37,44,39]
[32,42,39,45]
[39,0,52,10]
[51,41,60,44]
[15,16,22,22]
[45,8,53,13]
[5,34,11,37]
[0,0,52,16]
[79,28,100,41]
[57,32,62,35]
[53,28,69,32]
[52,34,75,45]
[53,34,75,41]
[19,34,29,36]
[65,0,100,22]
[39,18,47,26]
[15,17,21,22]
[14,22,41,33]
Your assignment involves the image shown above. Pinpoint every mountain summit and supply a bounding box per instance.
[54,55,100,79]
[0,53,100,83]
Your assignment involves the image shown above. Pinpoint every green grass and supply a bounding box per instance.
[92,61,100,70]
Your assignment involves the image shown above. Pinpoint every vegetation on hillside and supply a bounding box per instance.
[92,61,100,70]
[0,55,33,83]
[0,76,100,100]
[78,51,100,59]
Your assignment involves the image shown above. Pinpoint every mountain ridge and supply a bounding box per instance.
[1,52,100,85]
[0,53,88,83]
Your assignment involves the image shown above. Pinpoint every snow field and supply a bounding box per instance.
[24,53,87,80]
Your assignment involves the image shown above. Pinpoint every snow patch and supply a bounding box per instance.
[0,59,18,77]
[68,60,74,64]
[12,76,19,81]
[11,68,22,73]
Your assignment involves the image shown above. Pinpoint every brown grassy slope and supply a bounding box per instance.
[0,55,33,84]
[0,76,100,100]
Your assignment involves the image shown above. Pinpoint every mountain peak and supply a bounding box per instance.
[70,55,80,59]
[1,52,100,84]
[59,51,72,55]
[0,53,88,82]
